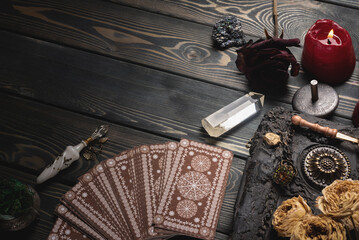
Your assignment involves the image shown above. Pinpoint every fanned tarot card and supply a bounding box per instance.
[48,218,90,240]
[154,139,233,240]
[49,139,233,240]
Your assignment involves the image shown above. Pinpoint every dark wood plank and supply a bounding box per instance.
[215,232,229,240]
[108,0,359,52]
[0,30,260,158]
[0,1,358,120]
[316,0,359,9]
[0,93,244,235]
[0,31,354,154]
[0,1,356,239]
[0,93,169,181]
[0,29,353,235]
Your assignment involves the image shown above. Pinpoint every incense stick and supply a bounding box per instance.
[273,0,278,38]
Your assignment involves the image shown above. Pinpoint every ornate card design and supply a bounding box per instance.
[49,139,233,240]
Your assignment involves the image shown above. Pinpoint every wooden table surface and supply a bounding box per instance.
[0,0,358,239]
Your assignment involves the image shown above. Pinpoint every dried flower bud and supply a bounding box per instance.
[264,132,281,146]
[272,196,312,237]
[89,146,101,153]
[99,137,108,143]
[83,151,94,161]
[82,136,109,161]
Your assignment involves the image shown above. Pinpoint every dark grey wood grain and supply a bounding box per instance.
[0,0,358,239]
[0,93,167,179]
[108,0,359,54]
[316,0,359,9]
[0,31,354,161]
[0,1,357,120]
[0,93,244,236]
[0,30,268,158]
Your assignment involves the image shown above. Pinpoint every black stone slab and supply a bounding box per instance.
[231,107,359,239]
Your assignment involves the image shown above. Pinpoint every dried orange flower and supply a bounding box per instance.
[316,179,359,218]
[272,196,312,237]
[291,214,346,240]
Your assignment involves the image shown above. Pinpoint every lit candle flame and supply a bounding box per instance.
[328,29,334,39]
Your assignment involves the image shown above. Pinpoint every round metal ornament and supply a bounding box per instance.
[301,145,350,188]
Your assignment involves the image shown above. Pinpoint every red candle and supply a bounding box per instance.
[302,19,356,84]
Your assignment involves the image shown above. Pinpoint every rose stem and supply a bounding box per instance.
[273,0,278,38]
[350,215,359,240]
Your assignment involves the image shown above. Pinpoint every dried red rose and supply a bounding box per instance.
[236,37,300,90]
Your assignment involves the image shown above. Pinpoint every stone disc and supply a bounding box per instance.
[292,83,338,117]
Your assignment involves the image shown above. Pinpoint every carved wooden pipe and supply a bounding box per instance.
[292,115,359,145]
[291,115,337,138]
